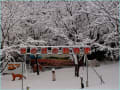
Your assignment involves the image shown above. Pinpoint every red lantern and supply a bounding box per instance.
[20,48,26,54]
[31,48,37,54]
[73,48,80,54]
[41,48,47,54]
[52,48,58,54]
[63,48,69,54]
[84,47,90,54]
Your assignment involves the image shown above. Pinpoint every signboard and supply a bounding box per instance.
[41,48,47,54]
[20,48,26,54]
[2,62,24,74]
[63,48,69,54]
[52,48,58,54]
[73,48,80,54]
[20,47,91,55]
[21,47,89,67]
[84,47,90,54]
[31,48,37,54]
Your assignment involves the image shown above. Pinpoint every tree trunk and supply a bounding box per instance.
[1,40,4,49]
[116,23,119,33]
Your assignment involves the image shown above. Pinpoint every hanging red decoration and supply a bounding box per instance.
[41,48,47,54]
[20,48,26,54]
[52,48,58,54]
[73,48,80,54]
[84,47,90,54]
[31,48,37,54]
[63,48,69,54]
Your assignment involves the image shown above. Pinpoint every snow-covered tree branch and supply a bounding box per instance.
[1,1,119,62]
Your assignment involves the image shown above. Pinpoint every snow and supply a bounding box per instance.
[1,62,119,89]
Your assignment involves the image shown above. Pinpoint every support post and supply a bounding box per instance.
[21,55,25,90]
[85,54,89,87]
[36,54,39,75]
[52,68,56,81]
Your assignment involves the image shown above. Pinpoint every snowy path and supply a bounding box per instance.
[1,62,119,89]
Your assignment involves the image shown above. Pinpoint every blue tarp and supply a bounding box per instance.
[30,55,42,59]
[30,55,35,59]
[37,55,42,59]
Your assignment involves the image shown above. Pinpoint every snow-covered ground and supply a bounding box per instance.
[1,61,119,89]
